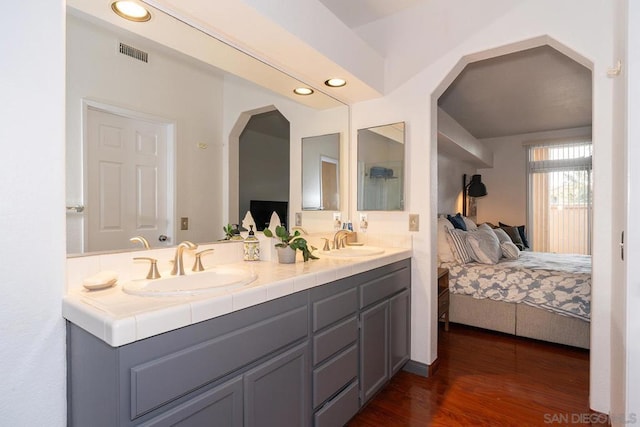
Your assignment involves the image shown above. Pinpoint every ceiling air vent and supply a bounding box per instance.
[119,42,148,63]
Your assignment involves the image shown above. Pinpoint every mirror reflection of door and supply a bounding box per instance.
[239,110,290,230]
[321,156,339,210]
[302,133,340,211]
[86,107,172,252]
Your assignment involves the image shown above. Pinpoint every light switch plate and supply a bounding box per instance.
[295,212,302,227]
[180,217,189,230]
[409,214,419,232]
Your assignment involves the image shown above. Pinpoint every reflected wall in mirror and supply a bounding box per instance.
[357,122,405,211]
[302,133,340,211]
[65,2,348,255]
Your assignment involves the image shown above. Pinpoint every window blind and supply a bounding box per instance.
[527,141,592,255]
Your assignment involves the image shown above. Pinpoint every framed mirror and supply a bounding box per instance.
[302,133,340,211]
[65,1,348,255]
[357,122,405,211]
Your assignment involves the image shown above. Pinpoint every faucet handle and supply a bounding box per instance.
[133,257,161,279]
[192,249,215,272]
[321,238,330,251]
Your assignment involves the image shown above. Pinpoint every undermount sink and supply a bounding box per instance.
[319,246,385,258]
[123,267,257,297]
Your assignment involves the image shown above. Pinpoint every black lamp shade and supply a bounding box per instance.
[467,174,487,198]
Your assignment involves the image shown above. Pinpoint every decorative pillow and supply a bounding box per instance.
[462,216,478,231]
[466,224,501,264]
[500,225,525,250]
[446,228,473,264]
[499,222,529,248]
[437,217,456,263]
[492,227,512,244]
[500,241,520,259]
[447,213,467,231]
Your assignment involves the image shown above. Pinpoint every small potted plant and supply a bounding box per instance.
[263,225,319,263]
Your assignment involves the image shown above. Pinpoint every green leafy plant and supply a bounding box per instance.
[263,226,319,261]
[222,224,241,240]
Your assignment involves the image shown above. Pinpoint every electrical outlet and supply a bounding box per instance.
[409,214,419,232]
[180,217,189,230]
[359,213,368,232]
[333,212,342,230]
[295,212,302,227]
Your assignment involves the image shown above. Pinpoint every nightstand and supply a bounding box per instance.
[437,268,450,331]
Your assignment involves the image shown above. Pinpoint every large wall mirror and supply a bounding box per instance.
[66,1,348,255]
[357,122,405,211]
[302,133,341,211]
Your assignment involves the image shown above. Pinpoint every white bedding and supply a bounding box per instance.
[441,251,591,321]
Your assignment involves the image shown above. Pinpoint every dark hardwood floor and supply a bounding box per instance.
[348,323,606,427]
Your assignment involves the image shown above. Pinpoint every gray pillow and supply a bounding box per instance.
[466,226,501,264]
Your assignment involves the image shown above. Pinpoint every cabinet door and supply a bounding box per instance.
[360,300,389,404]
[389,289,410,376]
[140,376,243,427]
[244,343,310,427]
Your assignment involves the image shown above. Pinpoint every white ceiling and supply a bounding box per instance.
[318,0,422,28]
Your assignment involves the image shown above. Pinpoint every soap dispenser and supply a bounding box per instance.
[243,225,260,261]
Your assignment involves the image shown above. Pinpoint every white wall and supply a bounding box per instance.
[66,15,225,252]
[0,0,66,425]
[437,153,476,216]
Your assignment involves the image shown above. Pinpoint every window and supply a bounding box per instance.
[527,140,592,255]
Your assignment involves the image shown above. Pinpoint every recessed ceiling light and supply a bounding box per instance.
[111,1,151,22]
[293,87,314,96]
[324,78,346,88]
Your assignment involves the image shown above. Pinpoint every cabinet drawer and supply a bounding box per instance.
[313,345,358,409]
[438,290,449,317]
[313,316,358,365]
[360,265,409,308]
[130,306,308,419]
[139,376,243,427]
[314,380,359,427]
[313,287,358,332]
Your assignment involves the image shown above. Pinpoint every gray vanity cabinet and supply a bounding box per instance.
[67,258,411,426]
[358,260,411,405]
[310,278,360,426]
[67,291,309,427]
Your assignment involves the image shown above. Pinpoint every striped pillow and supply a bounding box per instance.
[446,228,473,264]
[500,241,520,259]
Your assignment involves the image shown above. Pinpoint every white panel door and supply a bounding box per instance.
[87,107,169,252]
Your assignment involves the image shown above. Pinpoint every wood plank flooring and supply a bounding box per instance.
[348,323,607,427]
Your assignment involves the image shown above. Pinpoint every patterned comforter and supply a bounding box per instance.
[441,252,591,321]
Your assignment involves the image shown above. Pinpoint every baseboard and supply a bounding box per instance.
[402,359,433,377]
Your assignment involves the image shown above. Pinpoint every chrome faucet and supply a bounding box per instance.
[171,241,198,276]
[332,230,352,249]
[130,236,150,249]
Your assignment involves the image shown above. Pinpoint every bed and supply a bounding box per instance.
[438,216,591,349]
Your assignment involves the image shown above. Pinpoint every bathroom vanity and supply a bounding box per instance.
[65,251,411,426]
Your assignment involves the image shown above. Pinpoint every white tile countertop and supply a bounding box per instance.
[63,247,412,347]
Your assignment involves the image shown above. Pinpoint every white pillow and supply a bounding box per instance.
[446,228,473,264]
[437,218,456,263]
[462,216,478,231]
[500,241,520,259]
[466,225,501,264]
[492,227,512,244]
